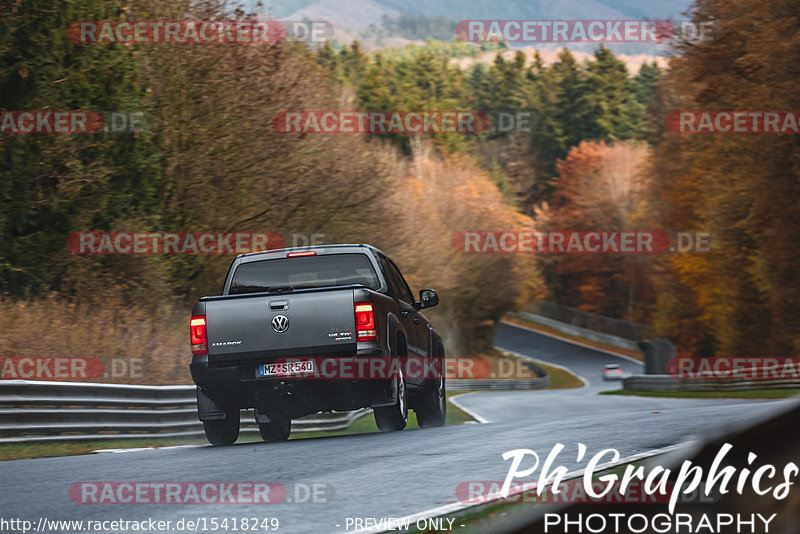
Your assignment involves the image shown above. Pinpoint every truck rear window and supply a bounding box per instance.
[229,253,380,294]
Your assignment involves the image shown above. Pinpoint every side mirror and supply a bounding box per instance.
[416,289,439,310]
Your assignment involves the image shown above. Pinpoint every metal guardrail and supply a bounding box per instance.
[508,312,641,352]
[623,374,800,392]
[0,380,369,444]
[447,377,549,391]
[447,360,550,391]
[525,301,651,341]
[0,357,551,443]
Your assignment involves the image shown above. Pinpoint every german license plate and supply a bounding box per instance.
[258,360,315,377]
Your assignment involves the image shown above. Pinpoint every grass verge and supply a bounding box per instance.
[0,438,206,462]
[535,361,584,389]
[600,389,800,399]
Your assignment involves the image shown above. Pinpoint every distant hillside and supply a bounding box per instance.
[252,0,694,20]
[279,0,399,28]
[246,0,694,56]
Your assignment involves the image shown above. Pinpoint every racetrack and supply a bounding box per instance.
[2,322,796,533]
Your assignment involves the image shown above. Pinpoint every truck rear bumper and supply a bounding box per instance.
[190,350,394,419]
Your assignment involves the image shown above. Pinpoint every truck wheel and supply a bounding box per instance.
[259,415,291,442]
[416,359,446,428]
[203,410,240,446]
[374,364,408,432]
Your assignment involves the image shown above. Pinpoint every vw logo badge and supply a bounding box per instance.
[271,315,289,333]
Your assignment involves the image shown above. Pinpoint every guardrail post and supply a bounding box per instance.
[638,340,658,374]
[638,339,675,374]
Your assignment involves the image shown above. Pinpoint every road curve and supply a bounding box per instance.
[1,322,795,534]
[455,321,794,427]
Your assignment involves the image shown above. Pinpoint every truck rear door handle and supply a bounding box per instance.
[269,300,289,311]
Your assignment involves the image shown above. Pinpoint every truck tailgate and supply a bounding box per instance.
[205,289,357,363]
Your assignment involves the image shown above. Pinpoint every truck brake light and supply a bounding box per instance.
[287,251,316,257]
[354,302,377,342]
[190,315,208,355]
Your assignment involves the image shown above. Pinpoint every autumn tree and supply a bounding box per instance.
[538,141,655,319]
[360,145,541,355]
[648,0,800,357]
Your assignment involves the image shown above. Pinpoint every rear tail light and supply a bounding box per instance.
[287,250,316,257]
[354,302,377,342]
[190,315,208,355]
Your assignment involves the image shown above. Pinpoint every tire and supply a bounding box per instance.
[416,353,446,428]
[374,360,408,432]
[259,414,291,442]
[203,410,240,446]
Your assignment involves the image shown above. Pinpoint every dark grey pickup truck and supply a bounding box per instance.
[189,244,446,445]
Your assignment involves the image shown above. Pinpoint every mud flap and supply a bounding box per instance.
[196,387,227,421]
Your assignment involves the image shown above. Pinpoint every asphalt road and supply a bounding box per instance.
[1,322,796,534]
[495,321,644,391]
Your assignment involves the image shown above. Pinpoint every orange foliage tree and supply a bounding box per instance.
[536,140,655,321]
